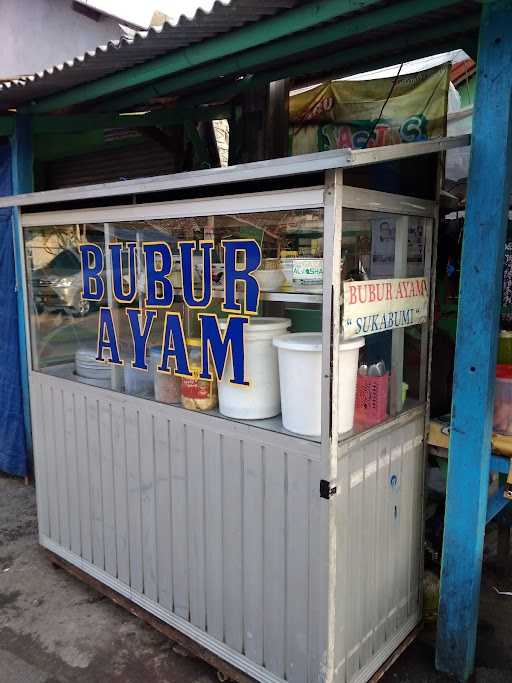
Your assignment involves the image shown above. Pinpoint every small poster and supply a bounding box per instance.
[407,221,425,276]
[343,277,429,339]
[370,218,396,278]
[370,218,425,278]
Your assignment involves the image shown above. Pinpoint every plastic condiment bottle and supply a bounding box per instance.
[181,338,218,411]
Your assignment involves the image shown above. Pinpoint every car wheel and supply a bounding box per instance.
[72,299,91,318]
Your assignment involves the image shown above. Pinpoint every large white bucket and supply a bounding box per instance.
[273,332,365,437]
[218,317,291,419]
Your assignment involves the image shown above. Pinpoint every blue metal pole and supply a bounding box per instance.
[10,116,33,455]
[436,2,512,680]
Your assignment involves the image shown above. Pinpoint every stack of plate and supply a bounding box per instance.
[124,352,156,397]
[75,348,112,388]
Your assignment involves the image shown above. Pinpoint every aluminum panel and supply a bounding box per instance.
[30,371,324,682]
[53,385,71,551]
[334,413,424,683]
[243,440,264,664]
[112,401,130,585]
[30,368,423,683]
[262,444,287,678]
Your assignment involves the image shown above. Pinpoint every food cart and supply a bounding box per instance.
[14,137,467,683]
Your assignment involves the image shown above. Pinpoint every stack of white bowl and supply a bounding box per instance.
[75,348,112,388]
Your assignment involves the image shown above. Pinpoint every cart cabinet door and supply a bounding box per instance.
[30,370,329,683]
[334,413,424,683]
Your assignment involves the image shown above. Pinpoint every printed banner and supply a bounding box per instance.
[343,277,429,339]
[290,64,450,154]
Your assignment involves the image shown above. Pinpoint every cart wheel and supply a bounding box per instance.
[216,671,231,682]
[72,298,91,318]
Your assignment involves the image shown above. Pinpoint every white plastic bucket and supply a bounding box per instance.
[273,333,365,436]
[218,317,291,419]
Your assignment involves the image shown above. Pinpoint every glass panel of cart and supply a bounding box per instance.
[341,209,432,434]
[24,203,431,441]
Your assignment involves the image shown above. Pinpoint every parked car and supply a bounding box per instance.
[32,249,94,317]
[32,247,143,317]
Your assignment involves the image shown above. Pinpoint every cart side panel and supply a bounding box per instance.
[31,371,327,683]
[334,412,424,683]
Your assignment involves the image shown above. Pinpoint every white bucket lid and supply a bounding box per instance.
[220,316,291,335]
[273,332,365,352]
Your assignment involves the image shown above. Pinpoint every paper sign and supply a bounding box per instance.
[343,277,429,339]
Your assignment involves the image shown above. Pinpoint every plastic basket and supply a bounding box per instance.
[355,372,389,426]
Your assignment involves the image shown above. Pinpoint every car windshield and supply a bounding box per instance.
[46,250,80,271]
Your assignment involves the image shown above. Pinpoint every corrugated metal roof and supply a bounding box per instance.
[0,0,481,113]
[0,0,302,108]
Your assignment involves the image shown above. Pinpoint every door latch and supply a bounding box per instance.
[320,479,337,499]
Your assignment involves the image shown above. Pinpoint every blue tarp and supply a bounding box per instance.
[0,141,27,476]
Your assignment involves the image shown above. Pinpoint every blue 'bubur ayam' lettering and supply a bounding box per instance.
[80,239,261,387]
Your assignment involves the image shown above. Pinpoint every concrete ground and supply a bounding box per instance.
[1,473,512,683]
[0,473,217,683]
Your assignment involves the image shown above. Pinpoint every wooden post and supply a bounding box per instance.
[198,120,221,168]
[228,79,289,164]
[436,2,512,680]
[228,87,268,164]
[10,116,33,455]
[184,121,211,169]
[265,79,290,159]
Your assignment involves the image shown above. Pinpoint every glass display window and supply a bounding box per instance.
[22,184,434,442]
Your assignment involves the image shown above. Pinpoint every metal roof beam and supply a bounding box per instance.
[31,105,230,134]
[159,13,480,115]
[34,130,141,162]
[25,0,385,114]
[98,0,470,113]
[270,14,480,87]
[0,116,15,136]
